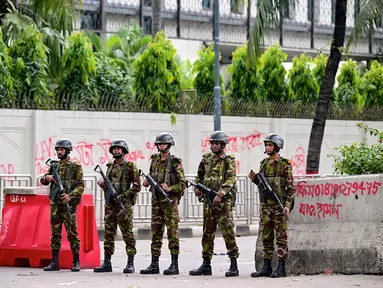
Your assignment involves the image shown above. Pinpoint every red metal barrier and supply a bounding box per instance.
[0,187,100,269]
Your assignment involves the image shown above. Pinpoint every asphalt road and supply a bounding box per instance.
[1,236,382,288]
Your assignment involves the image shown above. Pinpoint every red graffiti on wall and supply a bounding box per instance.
[35,136,151,174]
[296,180,382,198]
[290,147,305,175]
[0,164,15,175]
[201,130,263,153]
[146,142,157,159]
[298,202,343,219]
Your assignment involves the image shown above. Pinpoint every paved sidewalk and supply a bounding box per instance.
[1,236,382,288]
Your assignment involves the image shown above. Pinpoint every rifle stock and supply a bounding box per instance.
[94,165,128,216]
[139,169,173,203]
[186,181,233,208]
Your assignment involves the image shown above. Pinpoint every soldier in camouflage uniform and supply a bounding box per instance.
[248,133,295,278]
[40,138,84,272]
[140,132,186,276]
[189,131,239,277]
[93,139,141,274]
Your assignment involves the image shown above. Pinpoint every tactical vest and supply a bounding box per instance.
[49,160,80,205]
[201,152,237,204]
[260,157,288,206]
[149,153,184,201]
[105,160,136,205]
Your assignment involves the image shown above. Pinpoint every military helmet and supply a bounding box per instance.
[155,132,175,146]
[109,139,129,154]
[210,131,228,144]
[55,138,73,151]
[264,133,284,149]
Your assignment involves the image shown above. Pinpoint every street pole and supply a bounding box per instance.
[213,0,221,131]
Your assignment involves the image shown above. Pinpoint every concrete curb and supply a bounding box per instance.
[97,223,259,241]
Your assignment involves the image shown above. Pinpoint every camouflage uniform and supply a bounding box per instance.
[251,133,296,278]
[43,158,84,254]
[148,153,186,257]
[196,152,239,260]
[103,160,141,257]
[259,157,295,261]
[140,131,187,276]
[189,130,239,277]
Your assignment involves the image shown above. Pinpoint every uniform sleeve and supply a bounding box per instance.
[69,163,85,199]
[170,158,186,194]
[220,157,236,195]
[40,166,52,186]
[283,160,296,210]
[195,157,205,184]
[129,163,141,194]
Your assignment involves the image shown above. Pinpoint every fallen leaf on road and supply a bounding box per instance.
[58,281,77,286]
[17,272,38,276]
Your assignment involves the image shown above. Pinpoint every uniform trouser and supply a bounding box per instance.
[151,199,180,256]
[50,203,80,254]
[261,204,288,260]
[201,201,239,260]
[103,201,136,256]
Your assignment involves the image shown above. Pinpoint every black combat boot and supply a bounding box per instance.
[93,254,112,273]
[71,253,80,272]
[250,258,272,277]
[189,259,212,276]
[163,254,179,275]
[271,259,287,278]
[140,255,160,274]
[225,257,239,277]
[123,255,135,274]
[44,251,60,271]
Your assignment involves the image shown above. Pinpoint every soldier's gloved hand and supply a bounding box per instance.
[195,189,201,197]
[97,178,105,188]
[143,180,149,187]
[61,193,71,203]
[44,175,54,183]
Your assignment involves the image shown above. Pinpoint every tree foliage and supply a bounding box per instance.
[0,27,14,100]
[259,44,287,101]
[362,61,383,106]
[227,43,261,101]
[56,32,97,106]
[132,30,181,112]
[288,54,319,103]
[328,123,383,175]
[9,25,50,107]
[192,45,225,100]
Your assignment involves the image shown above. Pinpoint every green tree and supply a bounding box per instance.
[0,27,15,103]
[192,45,225,101]
[132,31,181,112]
[9,25,50,107]
[328,123,383,175]
[56,32,97,107]
[312,53,328,90]
[362,61,383,106]
[95,53,134,108]
[259,44,287,101]
[334,59,364,106]
[288,54,319,103]
[227,43,261,101]
[85,22,152,71]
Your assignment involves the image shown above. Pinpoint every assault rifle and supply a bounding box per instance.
[94,165,127,216]
[251,170,287,216]
[45,158,73,218]
[186,181,233,208]
[139,169,173,203]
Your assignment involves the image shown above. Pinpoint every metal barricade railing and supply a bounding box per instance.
[0,174,33,223]
[2,173,264,228]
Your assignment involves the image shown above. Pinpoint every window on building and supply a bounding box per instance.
[144,16,152,35]
[282,4,290,19]
[331,0,336,23]
[202,0,211,10]
[80,10,101,31]
[144,0,152,6]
